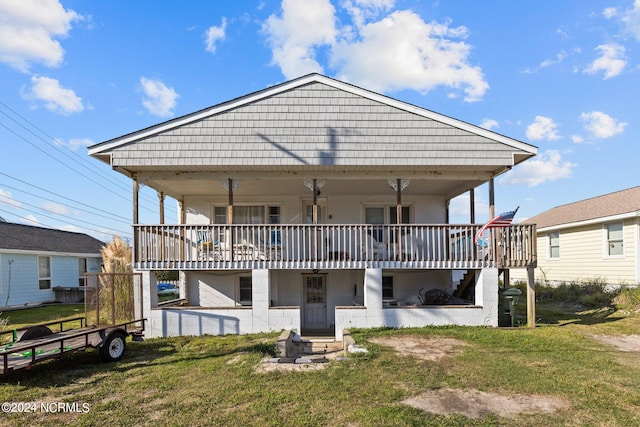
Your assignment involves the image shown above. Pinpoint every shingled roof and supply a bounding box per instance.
[524,186,640,229]
[0,222,104,254]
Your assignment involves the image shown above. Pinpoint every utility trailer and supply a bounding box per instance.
[0,272,146,375]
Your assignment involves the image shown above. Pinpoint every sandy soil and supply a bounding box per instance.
[403,388,568,419]
[590,334,640,352]
[370,335,568,419]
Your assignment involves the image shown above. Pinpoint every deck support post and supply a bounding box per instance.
[527,267,536,328]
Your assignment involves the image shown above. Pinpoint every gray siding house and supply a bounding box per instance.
[88,74,538,339]
[0,222,104,308]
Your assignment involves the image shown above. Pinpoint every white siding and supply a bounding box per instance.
[511,218,639,285]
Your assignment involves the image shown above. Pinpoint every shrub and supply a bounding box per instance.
[525,278,619,308]
[613,286,640,311]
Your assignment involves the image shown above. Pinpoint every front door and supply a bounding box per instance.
[303,275,326,330]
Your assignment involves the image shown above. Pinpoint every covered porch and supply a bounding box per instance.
[141,267,501,340]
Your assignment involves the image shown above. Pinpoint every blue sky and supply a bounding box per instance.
[0,0,638,242]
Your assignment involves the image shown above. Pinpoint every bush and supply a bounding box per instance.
[613,287,640,311]
[523,278,620,309]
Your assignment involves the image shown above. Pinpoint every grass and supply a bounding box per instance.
[0,303,639,426]
[0,304,84,330]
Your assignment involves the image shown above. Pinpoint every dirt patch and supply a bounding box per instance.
[590,334,640,352]
[368,335,467,361]
[255,360,329,373]
[403,388,568,419]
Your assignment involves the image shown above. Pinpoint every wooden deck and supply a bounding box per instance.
[133,223,537,270]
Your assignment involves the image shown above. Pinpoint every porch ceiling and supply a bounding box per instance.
[133,165,501,200]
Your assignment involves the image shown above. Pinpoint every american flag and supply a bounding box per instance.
[475,207,519,245]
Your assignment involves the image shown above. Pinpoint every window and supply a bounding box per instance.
[38,256,51,290]
[214,205,280,224]
[606,222,623,256]
[238,276,252,306]
[78,258,88,286]
[389,206,411,224]
[548,233,560,259]
[382,276,394,299]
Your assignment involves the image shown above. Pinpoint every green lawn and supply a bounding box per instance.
[0,304,639,426]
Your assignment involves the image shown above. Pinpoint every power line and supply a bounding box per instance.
[0,195,130,235]
[0,172,129,221]
[0,207,130,238]
[0,180,131,223]
[0,100,178,221]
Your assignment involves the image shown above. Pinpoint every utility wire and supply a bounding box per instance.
[0,207,130,238]
[0,101,178,221]
[0,195,131,236]
[0,172,129,221]
[0,180,131,223]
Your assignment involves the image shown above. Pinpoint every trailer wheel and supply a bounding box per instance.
[100,331,127,362]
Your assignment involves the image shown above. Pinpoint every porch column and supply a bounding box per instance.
[475,268,499,326]
[133,177,139,264]
[470,188,475,223]
[252,269,270,333]
[132,177,139,224]
[396,178,402,225]
[363,268,383,329]
[140,271,159,336]
[526,267,536,328]
[488,178,495,219]
[228,178,234,261]
[158,192,165,224]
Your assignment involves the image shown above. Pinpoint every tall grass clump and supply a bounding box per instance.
[613,286,640,312]
[531,278,619,308]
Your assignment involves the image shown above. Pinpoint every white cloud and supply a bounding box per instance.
[43,201,71,215]
[342,0,395,29]
[0,0,80,72]
[55,137,93,151]
[140,77,179,117]
[583,43,626,79]
[580,111,627,139]
[619,0,640,41]
[0,188,22,208]
[526,116,560,141]
[205,17,227,54]
[539,51,566,68]
[262,1,488,102]
[571,135,584,143]
[603,7,618,19]
[332,11,488,101]
[480,118,499,130]
[262,0,337,78]
[23,76,84,115]
[500,150,575,187]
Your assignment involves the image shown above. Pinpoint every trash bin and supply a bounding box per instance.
[498,287,522,327]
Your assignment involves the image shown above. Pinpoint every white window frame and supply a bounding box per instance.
[38,256,51,290]
[548,232,560,259]
[362,203,413,225]
[78,257,88,287]
[237,275,252,306]
[212,204,281,225]
[604,222,624,257]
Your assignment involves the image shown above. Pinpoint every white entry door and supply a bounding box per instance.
[303,275,327,330]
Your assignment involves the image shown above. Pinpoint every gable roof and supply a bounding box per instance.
[89,73,536,172]
[524,186,640,230]
[0,222,104,255]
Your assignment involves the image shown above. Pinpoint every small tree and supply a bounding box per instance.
[90,236,135,325]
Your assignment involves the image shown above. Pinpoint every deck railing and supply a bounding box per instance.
[133,224,536,270]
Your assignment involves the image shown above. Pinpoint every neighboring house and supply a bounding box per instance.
[0,222,104,308]
[88,73,538,339]
[511,186,640,287]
